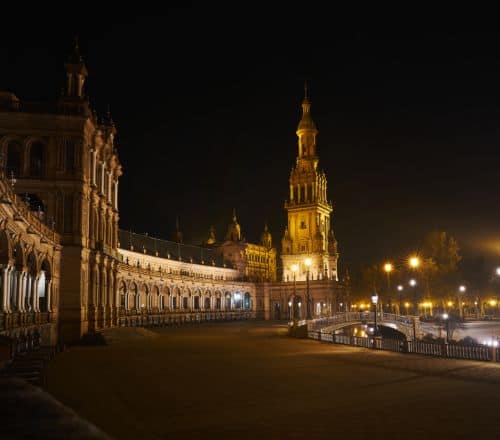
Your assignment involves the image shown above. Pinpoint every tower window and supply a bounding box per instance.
[65,141,75,172]
[6,141,22,177]
[29,141,45,177]
[300,220,307,229]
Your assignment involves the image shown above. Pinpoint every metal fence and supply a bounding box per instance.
[307,330,497,362]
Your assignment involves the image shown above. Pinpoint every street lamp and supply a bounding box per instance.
[409,256,420,270]
[291,264,298,322]
[371,293,379,348]
[442,313,449,343]
[304,258,312,320]
[383,262,393,289]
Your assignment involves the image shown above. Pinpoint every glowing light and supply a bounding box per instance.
[371,294,379,305]
[288,301,292,307]
[234,293,241,300]
[397,285,403,291]
[409,279,417,287]
[443,313,449,319]
[298,302,302,307]
[409,256,420,269]
[384,263,393,273]
[496,267,500,276]
[404,302,410,308]
[489,300,497,307]
[291,264,298,273]
[447,301,453,307]
[304,258,312,267]
[459,285,466,293]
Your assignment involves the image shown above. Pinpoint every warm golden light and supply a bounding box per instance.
[489,299,497,307]
[304,258,312,267]
[291,264,298,273]
[447,301,453,307]
[384,262,393,273]
[409,256,420,269]
[404,302,410,308]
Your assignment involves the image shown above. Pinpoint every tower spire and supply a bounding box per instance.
[304,80,309,101]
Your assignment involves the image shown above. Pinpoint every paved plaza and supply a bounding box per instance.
[45,321,500,439]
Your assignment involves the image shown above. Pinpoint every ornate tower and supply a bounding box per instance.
[281,86,339,282]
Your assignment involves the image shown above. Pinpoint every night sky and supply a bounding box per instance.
[2,14,500,274]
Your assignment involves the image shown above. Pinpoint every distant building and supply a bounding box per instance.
[203,210,277,282]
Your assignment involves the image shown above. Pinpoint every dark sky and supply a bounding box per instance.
[2,13,500,274]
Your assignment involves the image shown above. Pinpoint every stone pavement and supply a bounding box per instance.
[45,321,500,439]
[0,377,110,439]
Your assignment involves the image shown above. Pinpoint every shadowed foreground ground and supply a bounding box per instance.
[46,321,500,439]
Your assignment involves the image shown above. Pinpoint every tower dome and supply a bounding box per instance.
[225,209,241,242]
[260,223,272,249]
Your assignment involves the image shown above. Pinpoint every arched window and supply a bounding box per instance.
[225,292,232,310]
[129,283,138,310]
[204,296,211,309]
[6,141,22,177]
[39,260,51,312]
[234,292,242,309]
[119,281,127,309]
[29,141,45,177]
[26,253,37,311]
[244,292,251,310]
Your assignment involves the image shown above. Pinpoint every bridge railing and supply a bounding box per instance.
[306,329,497,362]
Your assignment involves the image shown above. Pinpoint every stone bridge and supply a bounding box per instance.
[302,312,424,341]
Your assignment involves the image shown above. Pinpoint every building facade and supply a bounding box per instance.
[0,46,343,348]
[281,90,339,283]
[0,172,61,351]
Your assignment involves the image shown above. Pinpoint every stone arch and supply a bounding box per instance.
[172,286,180,310]
[234,291,242,309]
[119,280,127,309]
[9,241,24,311]
[193,288,201,310]
[244,292,251,310]
[0,229,12,264]
[25,252,37,311]
[152,285,160,309]
[225,291,232,310]
[38,259,51,312]
[214,290,222,310]
[204,289,212,310]
[0,230,11,311]
[129,282,138,310]
[140,284,149,311]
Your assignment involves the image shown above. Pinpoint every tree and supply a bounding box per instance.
[421,231,462,302]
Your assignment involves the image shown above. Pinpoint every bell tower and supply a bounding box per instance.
[281,85,339,282]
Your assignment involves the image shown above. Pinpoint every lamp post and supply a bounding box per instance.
[383,263,393,312]
[458,285,466,319]
[291,264,298,323]
[371,292,379,348]
[409,279,417,315]
[408,256,420,312]
[442,313,449,343]
[304,258,312,319]
[397,285,404,315]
